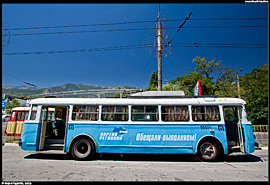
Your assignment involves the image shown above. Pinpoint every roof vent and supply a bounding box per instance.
[128,91,185,99]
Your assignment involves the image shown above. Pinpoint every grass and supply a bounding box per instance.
[3,138,20,144]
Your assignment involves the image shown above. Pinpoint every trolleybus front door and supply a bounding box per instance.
[39,106,67,151]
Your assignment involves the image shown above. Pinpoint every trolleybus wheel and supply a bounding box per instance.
[198,141,221,162]
[71,138,95,160]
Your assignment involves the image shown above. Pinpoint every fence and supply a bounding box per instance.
[252,125,268,147]
[2,122,8,136]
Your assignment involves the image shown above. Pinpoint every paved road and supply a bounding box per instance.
[2,146,268,181]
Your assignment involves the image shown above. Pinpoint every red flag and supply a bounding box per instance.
[194,79,202,96]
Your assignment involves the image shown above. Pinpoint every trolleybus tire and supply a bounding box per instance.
[197,141,221,162]
[71,138,95,160]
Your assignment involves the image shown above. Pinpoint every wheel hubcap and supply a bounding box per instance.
[200,142,215,157]
[75,140,91,157]
[78,143,88,154]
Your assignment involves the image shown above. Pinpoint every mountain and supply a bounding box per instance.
[2,83,141,98]
[2,85,42,90]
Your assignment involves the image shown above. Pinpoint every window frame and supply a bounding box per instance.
[10,111,16,121]
[161,105,190,122]
[71,105,99,121]
[131,105,159,122]
[101,105,129,122]
[191,105,221,122]
[29,105,38,121]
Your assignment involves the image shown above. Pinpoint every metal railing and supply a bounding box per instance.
[252,125,268,147]
[2,122,8,136]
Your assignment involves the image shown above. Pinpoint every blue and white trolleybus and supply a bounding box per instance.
[20,92,255,162]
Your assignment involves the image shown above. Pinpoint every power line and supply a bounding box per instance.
[3,42,267,56]
[2,72,37,87]
[173,42,268,48]
[173,45,267,48]
[174,42,268,46]
[183,25,267,28]
[4,17,267,31]
[3,25,267,37]
[3,44,151,55]
[3,27,151,36]
[165,4,197,48]
[5,20,155,31]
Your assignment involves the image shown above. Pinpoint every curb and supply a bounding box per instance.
[255,146,268,150]
[3,143,19,146]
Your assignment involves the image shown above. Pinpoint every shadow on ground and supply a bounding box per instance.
[24,152,263,163]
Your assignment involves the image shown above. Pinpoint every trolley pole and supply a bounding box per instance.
[157,4,162,91]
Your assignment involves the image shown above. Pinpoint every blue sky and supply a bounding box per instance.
[2,4,268,88]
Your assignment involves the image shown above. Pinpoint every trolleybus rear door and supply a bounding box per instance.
[224,106,245,153]
[237,106,245,153]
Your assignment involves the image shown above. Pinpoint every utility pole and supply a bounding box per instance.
[237,74,240,98]
[237,68,243,98]
[157,4,162,91]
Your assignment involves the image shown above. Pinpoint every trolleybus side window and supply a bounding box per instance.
[20,112,25,120]
[24,112,29,120]
[17,111,26,121]
[30,105,38,120]
[192,106,220,121]
[243,105,250,121]
[161,106,189,122]
[16,112,22,121]
[48,110,55,121]
[223,106,242,123]
[72,105,99,121]
[131,106,159,121]
[10,111,16,121]
[101,105,128,121]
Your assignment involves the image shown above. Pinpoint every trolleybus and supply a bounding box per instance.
[6,107,30,136]
[20,92,255,162]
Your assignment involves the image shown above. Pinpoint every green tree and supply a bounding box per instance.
[192,56,220,79]
[145,71,158,91]
[241,64,268,125]
[168,57,238,96]
[114,92,129,98]
[170,72,202,95]
[5,98,21,114]
[192,56,239,96]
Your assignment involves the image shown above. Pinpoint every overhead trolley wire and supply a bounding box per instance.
[165,4,197,48]
[3,25,267,37]
[3,43,267,56]
[173,43,268,48]
[3,17,267,31]
[3,44,151,55]
[5,20,156,31]
[2,72,37,87]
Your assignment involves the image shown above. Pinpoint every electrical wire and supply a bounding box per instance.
[3,43,267,56]
[3,44,151,55]
[3,25,267,37]
[5,20,155,31]
[4,17,267,31]
[2,72,37,87]
[165,4,197,48]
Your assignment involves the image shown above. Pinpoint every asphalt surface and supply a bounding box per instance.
[2,145,268,181]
